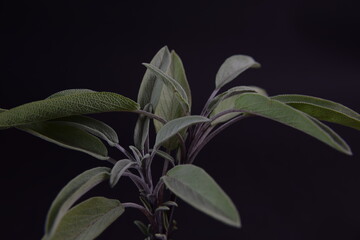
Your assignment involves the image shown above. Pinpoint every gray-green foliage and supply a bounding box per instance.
[47,197,124,240]
[1,46,359,240]
[44,167,111,239]
[162,164,240,227]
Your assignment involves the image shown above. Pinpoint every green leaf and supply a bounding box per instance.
[0,91,139,128]
[234,93,352,155]
[137,46,171,108]
[272,94,360,131]
[110,159,136,187]
[143,63,189,112]
[45,167,111,238]
[155,116,210,147]
[155,149,176,166]
[215,55,260,90]
[47,89,96,98]
[0,108,8,130]
[167,50,192,108]
[133,220,150,236]
[18,121,109,160]
[54,115,119,146]
[210,86,267,125]
[162,164,240,227]
[46,197,124,240]
[134,104,152,151]
[150,51,192,149]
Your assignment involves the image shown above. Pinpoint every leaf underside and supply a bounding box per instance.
[234,93,352,155]
[272,94,360,130]
[47,197,124,240]
[163,164,241,227]
[45,167,111,237]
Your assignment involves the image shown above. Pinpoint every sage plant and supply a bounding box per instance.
[0,46,359,240]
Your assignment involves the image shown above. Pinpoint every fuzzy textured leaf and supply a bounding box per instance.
[19,121,109,160]
[162,164,240,227]
[234,93,352,155]
[272,94,360,130]
[215,55,260,89]
[137,46,171,108]
[143,63,189,112]
[155,116,210,147]
[210,86,266,124]
[110,159,136,187]
[45,167,111,238]
[0,91,139,128]
[46,197,124,240]
[134,104,152,151]
[54,115,119,146]
[151,51,192,149]
[47,89,96,98]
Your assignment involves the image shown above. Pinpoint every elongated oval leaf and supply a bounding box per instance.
[46,197,124,240]
[0,91,139,128]
[210,86,267,125]
[234,93,352,155]
[152,51,192,149]
[155,150,176,166]
[168,50,192,108]
[54,115,119,146]
[45,167,111,238]
[47,89,96,98]
[138,46,171,108]
[0,108,8,130]
[155,116,210,147]
[215,55,260,90]
[134,104,152,150]
[162,164,240,227]
[19,121,109,160]
[272,94,360,130]
[143,63,190,112]
[110,159,136,187]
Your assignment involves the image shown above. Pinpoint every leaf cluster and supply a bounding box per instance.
[1,46,359,240]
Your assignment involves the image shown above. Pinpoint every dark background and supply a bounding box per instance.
[1,0,360,239]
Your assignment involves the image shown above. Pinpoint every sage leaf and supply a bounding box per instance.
[110,159,136,187]
[0,91,139,128]
[210,86,266,125]
[143,63,189,112]
[167,50,192,108]
[47,89,96,98]
[162,164,240,227]
[215,55,260,90]
[46,197,124,240]
[155,149,176,166]
[19,121,109,160]
[155,116,210,147]
[137,46,171,108]
[133,220,150,236]
[134,104,152,151]
[151,51,192,149]
[54,115,119,146]
[272,94,360,131]
[0,108,8,130]
[234,93,352,155]
[45,167,111,238]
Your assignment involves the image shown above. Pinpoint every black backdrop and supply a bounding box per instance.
[1,1,360,239]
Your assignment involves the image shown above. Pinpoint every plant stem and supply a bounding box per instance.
[114,143,135,161]
[122,202,157,231]
[123,172,151,194]
[189,114,248,163]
